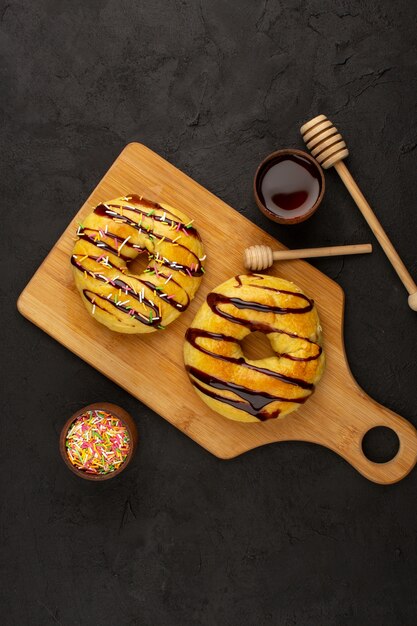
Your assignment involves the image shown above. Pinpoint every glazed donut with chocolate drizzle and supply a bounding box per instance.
[71,195,205,333]
[184,274,325,422]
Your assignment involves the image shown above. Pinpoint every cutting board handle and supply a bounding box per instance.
[321,385,417,484]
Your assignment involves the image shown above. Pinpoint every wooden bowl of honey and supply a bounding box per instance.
[254,148,325,224]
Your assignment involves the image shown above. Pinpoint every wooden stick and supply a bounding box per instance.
[300,114,417,310]
[335,161,417,294]
[244,243,372,271]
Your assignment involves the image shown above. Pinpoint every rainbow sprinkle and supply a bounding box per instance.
[65,409,130,475]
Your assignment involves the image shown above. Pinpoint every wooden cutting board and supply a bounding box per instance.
[17,143,417,484]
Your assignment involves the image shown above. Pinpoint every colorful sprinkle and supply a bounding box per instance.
[65,410,131,475]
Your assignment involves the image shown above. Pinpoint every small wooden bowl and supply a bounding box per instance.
[253,148,325,224]
[59,402,138,481]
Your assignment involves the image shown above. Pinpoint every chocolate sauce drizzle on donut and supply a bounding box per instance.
[93,204,203,276]
[82,289,160,327]
[185,328,314,390]
[185,281,322,420]
[186,365,290,421]
[207,290,313,317]
[83,254,125,272]
[77,230,133,261]
[71,256,189,322]
[95,196,201,239]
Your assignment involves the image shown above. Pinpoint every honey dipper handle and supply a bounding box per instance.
[272,243,372,262]
[334,160,417,296]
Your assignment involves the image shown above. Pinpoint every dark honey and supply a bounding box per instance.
[257,153,322,221]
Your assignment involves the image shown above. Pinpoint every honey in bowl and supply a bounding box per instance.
[254,149,324,224]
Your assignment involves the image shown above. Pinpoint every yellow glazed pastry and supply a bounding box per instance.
[184,274,325,422]
[71,195,205,333]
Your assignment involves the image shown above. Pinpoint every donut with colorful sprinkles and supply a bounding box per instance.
[71,194,206,333]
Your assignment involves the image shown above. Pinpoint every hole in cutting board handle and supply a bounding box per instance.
[361,426,400,464]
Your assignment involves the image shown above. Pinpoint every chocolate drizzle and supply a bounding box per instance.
[186,366,285,421]
[77,230,133,261]
[82,289,160,327]
[93,203,203,276]
[137,279,189,312]
[94,197,201,239]
[71,256,189,318]
[185,328,314,390]
[185,278,323,421]
[207,291,313,319]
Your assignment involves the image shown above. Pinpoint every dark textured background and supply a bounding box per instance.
[2,1,417,624]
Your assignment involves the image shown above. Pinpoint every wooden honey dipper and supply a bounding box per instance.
[300,114,417,310]
[244,243,372,271]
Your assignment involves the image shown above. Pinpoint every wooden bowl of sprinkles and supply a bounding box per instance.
[59,402,138,481]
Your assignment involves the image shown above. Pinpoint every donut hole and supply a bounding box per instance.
[361,426,399,463]
[127,249,150,276]
[241,331,276,361]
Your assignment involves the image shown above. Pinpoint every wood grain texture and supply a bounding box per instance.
[17,143,417,484]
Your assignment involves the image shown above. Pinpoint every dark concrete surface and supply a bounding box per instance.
[2,1,417,624]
